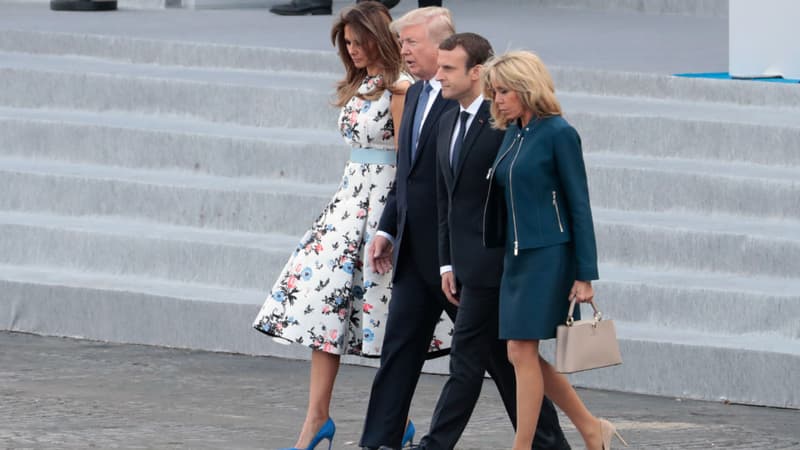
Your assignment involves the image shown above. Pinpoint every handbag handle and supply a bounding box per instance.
[565,298,603,327]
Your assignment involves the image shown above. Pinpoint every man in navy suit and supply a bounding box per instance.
[411,33,570,450]
[360,7,459,450]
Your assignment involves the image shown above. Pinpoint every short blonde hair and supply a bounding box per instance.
[482,51,562,129]
[390,6,455,44]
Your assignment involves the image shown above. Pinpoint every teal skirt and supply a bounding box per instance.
[499,243,578,340]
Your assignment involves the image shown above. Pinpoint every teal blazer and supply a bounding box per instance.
[483,115,599,281]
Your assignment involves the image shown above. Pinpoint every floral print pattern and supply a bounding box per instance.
[253,73,453,357]
[339,74,398,151]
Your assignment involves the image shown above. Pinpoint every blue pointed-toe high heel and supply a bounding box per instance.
[401,420,415,448]
[277,417,336,450]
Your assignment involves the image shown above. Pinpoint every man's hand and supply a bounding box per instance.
[368,235,394,274]
[441,271,459,306]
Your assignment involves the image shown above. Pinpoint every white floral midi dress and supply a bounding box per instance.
[253,73,453,357]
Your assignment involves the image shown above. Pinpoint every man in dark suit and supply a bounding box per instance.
[360,9,568,450]
[410,33,570,450]
[359,7,459,450]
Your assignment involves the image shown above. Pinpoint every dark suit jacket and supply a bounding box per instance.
[436,101,506,288]
[378,80,458,285]
[484,115,599,281]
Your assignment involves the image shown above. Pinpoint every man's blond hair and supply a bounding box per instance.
[390,6,455,44]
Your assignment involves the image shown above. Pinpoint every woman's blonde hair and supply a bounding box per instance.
[481,50,562,129]
[331,1,403,107]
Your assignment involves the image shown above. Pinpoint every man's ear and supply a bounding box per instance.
[470,64,483,80]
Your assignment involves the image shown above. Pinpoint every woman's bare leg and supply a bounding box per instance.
[539,356,603,449]
[507,339,544,450]
[294,349,340,448]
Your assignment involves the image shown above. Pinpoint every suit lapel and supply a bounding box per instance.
[403,82,424,166]
[452,101,490,185]
[438,108,458,188]
[410,92,449,171]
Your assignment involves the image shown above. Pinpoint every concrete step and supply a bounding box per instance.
[5,107,800,179]
[9,202,796,288]
[0,263,440,371]
[597,263,800,339]
[0,157,334,235]
[559,91,800,131]
[2,152,798,276]
[0,29,342,74]
[4,112,799,222]
[0,211,296,289]
[570,112,800,167]
[1,209,796,339]
[0,51,336,91]
[2,263,795,408]
[0,263,284,355]
[552,66,800,109]
[2,51,799,132]
[586,153,800,220]
[534,0,728,17]
[0,66,338,130]
[0,109,348,184]
[5,28,799,109]
[594,208,800,279]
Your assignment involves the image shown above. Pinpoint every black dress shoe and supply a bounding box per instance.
[555,437,572,450]
[356,0,400,9]
[379,0,400,8]
[50,0,117,10]
[269,0,332,15]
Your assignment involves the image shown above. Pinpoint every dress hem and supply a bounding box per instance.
[253,324,450,359]
[254,323,379,358]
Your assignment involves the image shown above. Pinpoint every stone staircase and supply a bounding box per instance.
[1,28,798,409]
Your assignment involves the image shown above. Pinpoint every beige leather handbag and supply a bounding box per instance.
[555,299,622,374]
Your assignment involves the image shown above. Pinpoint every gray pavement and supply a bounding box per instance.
[2,331,798,449]
[0,1,727,74]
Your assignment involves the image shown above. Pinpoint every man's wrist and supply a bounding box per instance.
[376,231,395,246]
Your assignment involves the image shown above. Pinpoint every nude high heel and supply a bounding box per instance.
[599,418,628,449]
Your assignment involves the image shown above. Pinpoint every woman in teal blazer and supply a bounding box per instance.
[482,51,625,450]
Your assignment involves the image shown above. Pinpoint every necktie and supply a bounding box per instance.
[410,81,433,162]
[451,110,470,175]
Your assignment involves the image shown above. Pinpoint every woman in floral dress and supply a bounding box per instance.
[253,3,452,449]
